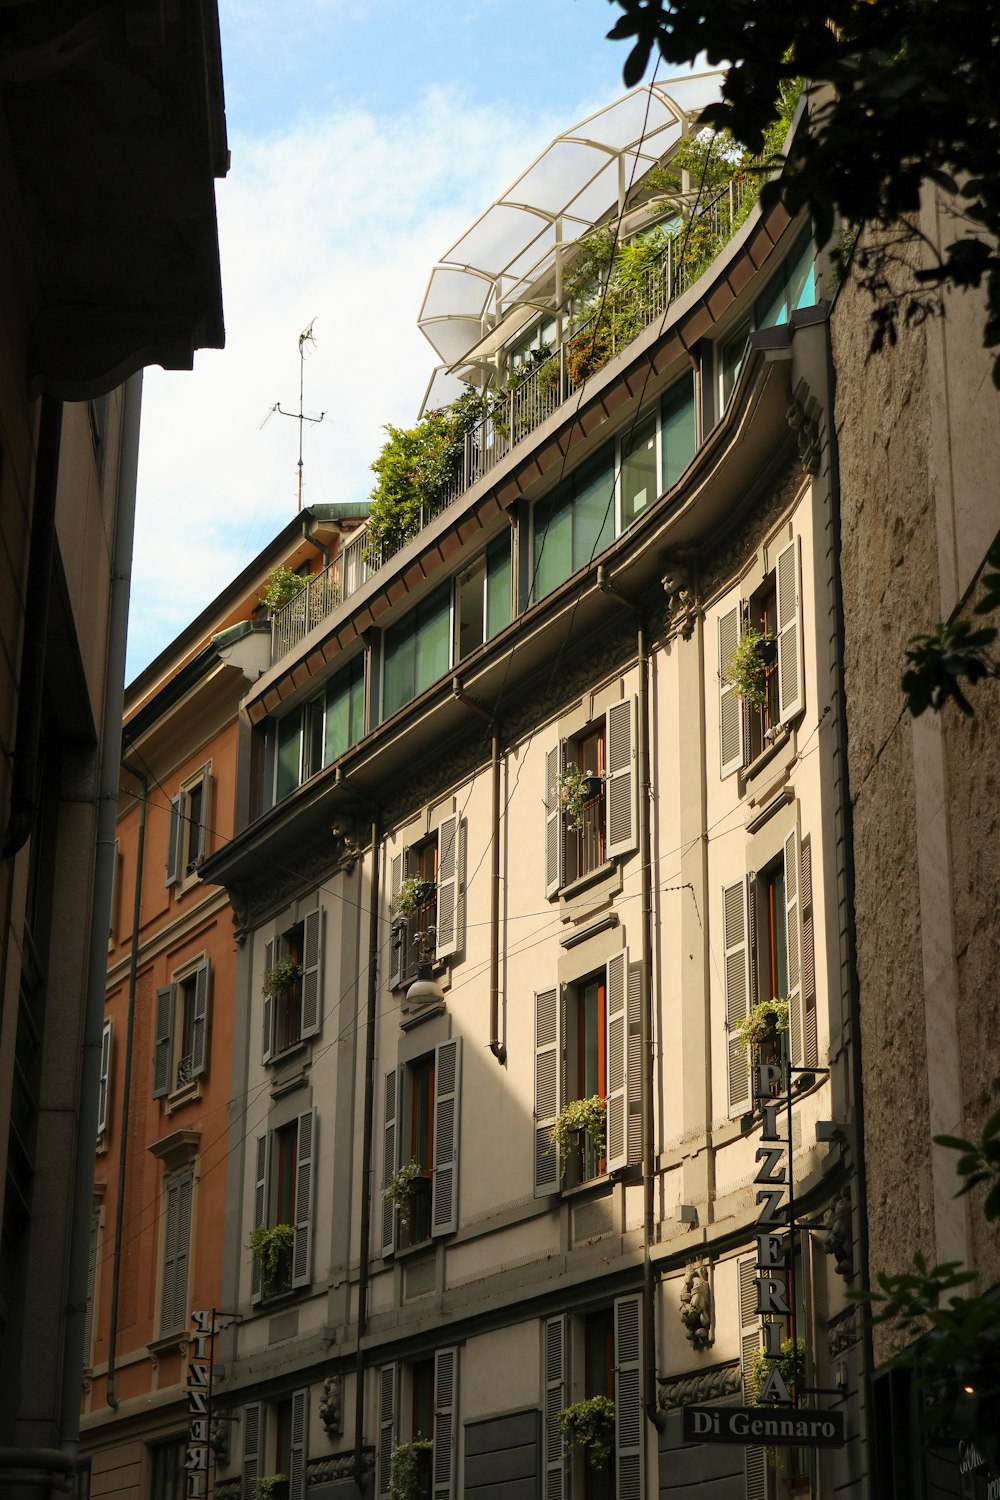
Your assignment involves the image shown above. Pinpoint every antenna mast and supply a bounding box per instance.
[263,319,326,512]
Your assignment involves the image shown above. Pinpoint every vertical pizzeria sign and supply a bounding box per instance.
[186,1310,213,1497]
[682,1057,845,1448]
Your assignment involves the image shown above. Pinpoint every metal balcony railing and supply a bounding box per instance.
[270,174,756,665]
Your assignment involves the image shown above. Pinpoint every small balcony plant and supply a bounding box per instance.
[246,1222,294,1294]
[388,1439,433,1500]
[261,956,301,1001]
[750,1336,807,1404]
[557,765,603,832]
[383,1156,422,1230]
[724,626,777,709]
[737,997,790,1054]
[552,1095,607,1169]
[557,1395,616,1468]
[255,1475,289,1500]
[395,876,434,921]
[260,567,307,614]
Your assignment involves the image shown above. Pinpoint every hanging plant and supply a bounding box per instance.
[260,567,307,614]
[255,1475,288,1500]
[383,1157,422,1230]
[737,998,790,1054]
[552,1095,606,1167]
[262,957,301,1001]
[557,1395,616,1468]
[246,1223,294,1290]
[724,626,775,709]
[749,1337,807,1405]
[388,1440,433,1500]
[557,764,603,832]
[395,876,434,921]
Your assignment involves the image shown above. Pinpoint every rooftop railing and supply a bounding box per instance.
[270,174,755,665]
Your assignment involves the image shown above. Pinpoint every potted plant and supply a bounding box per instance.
[557,764,603,832]
[246,1223,295,1293]
[388,1439,433,1500]
[262,956,301,1001]
[557,1395,616,1468]
[552,1095,607,1168]
[260,567,307,614]
[395,876,434,920]
[383,1157,422,1230]
[737,997,790,1054]
[723,625,776,708]
[750,1336,807,1404]
[255,1476,289,1500]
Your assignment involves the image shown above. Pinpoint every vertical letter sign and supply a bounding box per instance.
[186,1310,212,1497]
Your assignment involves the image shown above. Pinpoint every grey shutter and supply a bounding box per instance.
[433,1346,459,1500]
[301,907,323,1038]
[292,1108,315,1288]
[191,960,210,1078]
[534,986,561,1196]
[432,1038,461,1236]
[289,1387,308,1500]
[166,794,182,886]
[388,851,405,990]
[627,962,643,1166]
[435,814,463,959]
[381,1066,401,1258]
[784,825,803,1066]
[195,770,211,865]
[242,1401,262,1500]
[262,938,274,1065]
[544,744,565,898]
[172,1174,192,1331]
[377,1363,398,1500]
[161,1179,179,1333]
[251,1132,268,1304]
[776,536,804,722]
[615,1294,644,1500]
[718,604,746,779]
[605,697,638,858]
[97,1020,112,1135]
[152,985,174,1098]
[543,1315,567,1500]
[739,1257,766,1500]
[605,950,628,1172]
[800,835,818,1067]
[724,879,752,1116]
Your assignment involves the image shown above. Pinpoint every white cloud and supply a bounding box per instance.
[128,85,565,677]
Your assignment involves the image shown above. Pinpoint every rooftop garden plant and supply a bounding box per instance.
[260,567,307,614]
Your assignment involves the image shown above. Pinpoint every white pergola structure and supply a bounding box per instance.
[417,71,725,413]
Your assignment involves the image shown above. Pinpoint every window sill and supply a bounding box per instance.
[561,1172,613,1201]
[147,1329,188,1358]
[163,1080,201,1115]
[270,1045,310,1096]
[741,725,793,802]
[560,861,616,901]
[395,1235,435,1261]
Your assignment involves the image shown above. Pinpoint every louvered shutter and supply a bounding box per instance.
[800,836,818,1067]
[739,1258,766,1500]
[388,851,405,990]
[301,907,323,1038]
[292,1108,315,1288]
[97,1020,112,1134]
[435,814,463,959]
[161,1180,178,1333]
[152,985,174,1098]
[718,604,746,779]
[432,1038,461,1236]
[605,697,638,858]
[166,794,182,886]
[784,826,803,1067]
[172,1175,192,1331]
[377,1364,398,1500]
[433,1347,459,1500]
[191,961,210,1078]
[544,1316,567,1500]
[534,987,561,1196]
[627,963,643,1166]
[776,537,804,722]
[251,1133,269,1304]
[544,744,565,898]
[615,1294,644,1500]
[262,939,274,1065]
[724,880,752,1116]
[381,1066,401,1257]
[195,771,212,865]
[605,951,628,1172]
[289,1387,308,1500]
[242,1402,262,1500]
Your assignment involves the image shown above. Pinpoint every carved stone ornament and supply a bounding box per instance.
[658,1360,741,1411]
[319,1373,344,1438]
[679,1263,714,1350]
[827,1304,860,1359]
[786,380,823,475]
[307,1448,374,1486]
[662,556,698,641]
[214,1478,241,1500]
[209,1417,230,1464]
[824,1186,854,1280]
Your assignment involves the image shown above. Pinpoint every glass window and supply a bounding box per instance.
[621,414,658,528]
[533,446,615,602]
[662,375,697,489]
[485,533,512,641]
[570,976,606,1182]
[325,655,365,765]
[455,554,486,660]
[720,321,750,409]
[755,230,817,330]
[150,1439,186,1500]
[383,583,451,719]
[276,710,301,802]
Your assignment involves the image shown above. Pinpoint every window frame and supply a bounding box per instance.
[250,1108,316,1303]
[97,1018,113,1137]
[545,698,638,900]
[381,1038,462,1258]
[388,816,465,991]
[381,580,453,721]
[376,1348,459,1500]
[159,1170,193,1337]
[269,652,368,807]
[453,532,513,664]
[166,763,212,890]
[149,1437,187,1500]
[152,956,211,1101]
[262,908,324,1064]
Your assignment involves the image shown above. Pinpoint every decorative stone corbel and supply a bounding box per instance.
[319,1373,344,1439]
[824,1186,854,1280]
[209,1417,230,1463]
[786,380,823,475]
[662,555,698,641]
[679,1262,714,1350]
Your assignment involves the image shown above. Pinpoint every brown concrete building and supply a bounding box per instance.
[0,7,227,1496]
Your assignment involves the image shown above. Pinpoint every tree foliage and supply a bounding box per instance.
[903,532,1000,716]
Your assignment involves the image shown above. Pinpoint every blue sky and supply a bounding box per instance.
[126,1,642,678]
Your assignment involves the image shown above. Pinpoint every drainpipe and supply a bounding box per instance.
[354,817,381,1491]
[105,757,147,1411]
[302,516,330,569]
[488,723,506,1065]
[596,565,664,1430]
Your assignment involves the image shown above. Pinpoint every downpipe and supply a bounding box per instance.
[488,722,505,1065]
[354,818,380,1492]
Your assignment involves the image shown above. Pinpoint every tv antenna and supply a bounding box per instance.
[260,318,326,512]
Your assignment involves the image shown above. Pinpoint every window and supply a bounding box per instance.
[718,537,804,780]
[152,959,211,1099]
[250,1108,315,1302]
[544,699,637,898]
[661,374,697,490]
[97,1019,112,1136]
[242,1392,309,1500]
[388,816,465,990]
[262,908,323,1062]
[271,655,366,805]
[109,838,121,949]
[166,766,211,887]
[620,414,657,529]
[533,952,640,1197]
[381,1039,462,1257]
[533,447,615,603]
[160,1172,193,1334]
[543,1297,642,1500]
[149,1438,187,1500]
[383,582,451,720]
[510,314,557,371]
[74,1461,91,1500]
[719,320,751,410]
[454,534,512,661]
[755,231,817,332]
[377,1349,458,1500]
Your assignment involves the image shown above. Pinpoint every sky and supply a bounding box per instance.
[125,0,641,679]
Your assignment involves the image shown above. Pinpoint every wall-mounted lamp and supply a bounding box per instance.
[675,1203,698,1226]
[406,958,446,1010]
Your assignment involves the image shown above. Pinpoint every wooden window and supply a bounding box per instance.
[544,699,637,898]
[583,1310,614,1500]
[152,960,210,1099]
[150,1438,186,1500]
[388,817,465,987]
[571,976,607,1183]
[262,908,323,1062]
[160,1173,192,1334]
[382,1040,462,1255]
[250,1110,316,1303]
[166,766,211,886]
